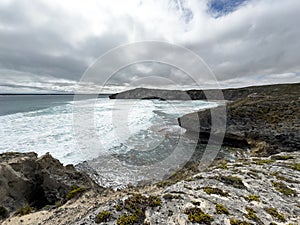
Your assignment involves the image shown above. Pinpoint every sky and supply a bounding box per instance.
[0,0,299,93]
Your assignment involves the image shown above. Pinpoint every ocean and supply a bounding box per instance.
[0,95,218,188]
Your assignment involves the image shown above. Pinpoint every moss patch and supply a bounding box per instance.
[117,214,138,225]
[116,194,161,225]
[215,203,229,215]
[216,175,245,189]
[253,159,275,165]
[290,163,300,171]
[202,186,229,197]
[15,205,33,216]
[66,185,86,200]
[265,208,286,222]
[162,193,182,200]
[184,207,213,224]
[272,182,297,196]
[271,172,299,183]
[270,155,294,160]
[244,207,259,222]
[245,194,260,202]
[229,218,250,225]
[95,211,112,223]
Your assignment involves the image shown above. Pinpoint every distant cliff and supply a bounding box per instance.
[109,83,300,101]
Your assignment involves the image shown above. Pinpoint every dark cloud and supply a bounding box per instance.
[0,0,299,93]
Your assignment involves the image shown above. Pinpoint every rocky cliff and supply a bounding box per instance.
[178,83,300,156]
[2,151,299,225]
[0,152,101,220]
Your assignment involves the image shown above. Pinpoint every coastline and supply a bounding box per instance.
[1,83,299,224]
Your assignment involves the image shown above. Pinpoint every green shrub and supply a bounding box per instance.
[216,175,245,189]
[215,203,229,215]
[290,163,300,171]
[265,208,286,222]
[163,193,182,200]
[203,186,229,197]
[244,207,259,221]
[15,205,33,216]
[245,194,260,202]
[184,207,213,224]
[272,182,297,196]
[229,218,250,225]
[66,186,85,200]
[253,159,274,165]
[95,210,111,223]
[271,155,294,160]
[117,214,138,225]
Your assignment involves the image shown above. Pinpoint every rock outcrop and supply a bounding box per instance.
[0,152,101,218]
[178,83,300,156]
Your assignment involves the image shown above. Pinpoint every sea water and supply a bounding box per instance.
[0,95,218,187]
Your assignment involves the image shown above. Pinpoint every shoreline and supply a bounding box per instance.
[1,82,299,224]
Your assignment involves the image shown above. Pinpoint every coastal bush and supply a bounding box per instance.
[253,159,274,165]
[271,172,298,183]
[229,218,250,225]
[215,203,229,215]
[245,194,260,202]
[115,204,123,211]
[117,214,138,225]
[270,155,294,160]
[216,175,245,189]
[265,207,286,222]
[202,186,229,197]
[162,193,182,200]
[290,163,300,171]
[66,185,86,200]
[116,194,161,224]
[244,207,259,222]
[0,206,8,219]
[15,205,33,216]
[272,182,297,196]
[95,211,112,223]
[184,207,213,224]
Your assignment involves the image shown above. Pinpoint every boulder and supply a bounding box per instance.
[0,152,101,216]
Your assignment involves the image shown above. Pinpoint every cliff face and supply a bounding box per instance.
[178,83,300,156]
[109,83,300,101]
[0,152,101,218]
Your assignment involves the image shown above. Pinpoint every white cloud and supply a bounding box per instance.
[0,0,299,92]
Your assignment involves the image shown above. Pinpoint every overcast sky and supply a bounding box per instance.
[0,0,299,93]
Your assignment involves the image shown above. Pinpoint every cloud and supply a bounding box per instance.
[0,0,299,93]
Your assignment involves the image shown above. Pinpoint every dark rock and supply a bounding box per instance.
[0,152,102,216]
[178,83,300,156]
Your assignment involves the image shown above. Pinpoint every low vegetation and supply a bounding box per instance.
[66,185,86,200]
[229,218,250,225]
[215,203,229,215]
[290,163,300,171]
[245,194,260,202]
[115,194,161,225]
[265,207,286,222]
[272,182,297,196]
[216,175,245,189]
[202,186,229,197]
[95,211,112,223]
[184,207,213,224]
[15,205,33,216]
[244,207,259,222]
